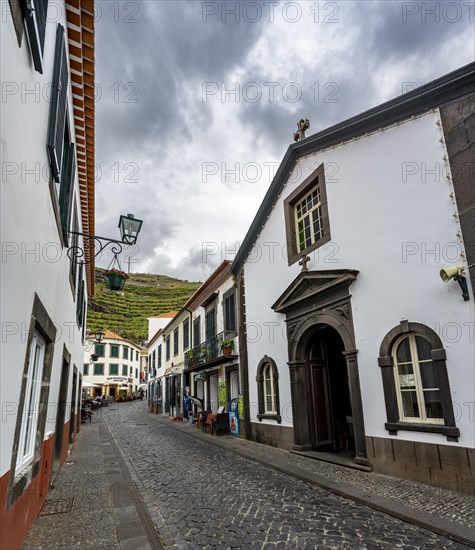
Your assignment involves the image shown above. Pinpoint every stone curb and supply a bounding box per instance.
[153,415,475,549]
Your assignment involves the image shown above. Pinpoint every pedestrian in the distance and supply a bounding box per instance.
[184,394,192,418]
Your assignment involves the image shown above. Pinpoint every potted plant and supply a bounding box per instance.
[199,347,207,361]
[185,349,194,367]
[220,338,234,356]
[104,268,128,291]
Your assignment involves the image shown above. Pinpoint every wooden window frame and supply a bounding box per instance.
[378,320,459,441]
[93,363,104,376]
[173,327,179,357]
[109,364,119,376]
[256,356,281,423]
[24,0,49,73]
[284,163,331,266]
[223,288,236,336]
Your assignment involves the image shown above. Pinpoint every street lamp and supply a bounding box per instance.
[84,330,106,353]
[94,330,105,343]
[68,213,144,264]
[119,214,143,245]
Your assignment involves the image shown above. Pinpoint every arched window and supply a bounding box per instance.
[378,321,459,441]
[256,356,281,423]
[392,333,443,424]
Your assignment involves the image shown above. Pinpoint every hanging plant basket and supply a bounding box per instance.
[104,269,128,291]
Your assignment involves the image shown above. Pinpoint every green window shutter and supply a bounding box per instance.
[59,142,75,243]
[47,24,68,183]
[24,0,49,74]
[76,263,84,326]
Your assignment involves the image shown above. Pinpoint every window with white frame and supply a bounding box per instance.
[263,363,277,414]
[393,333,443,424]
[295,186,324,253]
[16,331,46,473]
[256,356,281,423]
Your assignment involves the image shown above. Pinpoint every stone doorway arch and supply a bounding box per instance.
[272,269,368,466]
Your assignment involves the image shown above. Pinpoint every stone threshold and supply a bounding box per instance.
[290,449,373,472]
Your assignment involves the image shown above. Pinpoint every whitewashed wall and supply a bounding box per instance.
[147,317,172,341]
[1,5,87,473]
[243,110,474,448]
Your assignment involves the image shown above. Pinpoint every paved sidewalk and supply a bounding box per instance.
[21,409,163,550]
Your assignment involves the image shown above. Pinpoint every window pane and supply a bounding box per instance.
[396,338,411,363]
[419,361,438,389]
[23,342,42,456]
[423,390,443,419]
[266,394,274,413]
[415,336,432,361]
[401,391,419,418]
[397,363,415,389]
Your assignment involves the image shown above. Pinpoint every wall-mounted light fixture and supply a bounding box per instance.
[440,265,471,301]
[84,330,106,354]
[68,213,143,264]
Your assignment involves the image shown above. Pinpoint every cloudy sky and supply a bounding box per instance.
[93,0,474,281]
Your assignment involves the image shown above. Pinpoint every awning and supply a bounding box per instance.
[189,396,203,409]
[82,382,101,388]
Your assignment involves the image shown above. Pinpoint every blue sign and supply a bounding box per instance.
[228,398,239,435]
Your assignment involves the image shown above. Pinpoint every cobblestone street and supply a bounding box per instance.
[22,400,474,549]
[100,402,472,550]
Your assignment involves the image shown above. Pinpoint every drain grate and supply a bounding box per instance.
[40,497,74,516]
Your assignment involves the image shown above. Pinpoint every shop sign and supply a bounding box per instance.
[107,376,128,383]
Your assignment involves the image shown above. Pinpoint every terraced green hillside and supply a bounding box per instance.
[87,269,201,344]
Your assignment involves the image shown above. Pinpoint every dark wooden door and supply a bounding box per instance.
[307,339,333,450]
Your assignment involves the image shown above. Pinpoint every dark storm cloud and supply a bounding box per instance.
[95,1,264,161]
[236,0,475,157]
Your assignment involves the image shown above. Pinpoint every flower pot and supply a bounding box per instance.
[106,273,126,290]
[223,347,232,356]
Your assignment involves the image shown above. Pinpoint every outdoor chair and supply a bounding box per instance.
[198,410,211,432]
[212,413,229,436]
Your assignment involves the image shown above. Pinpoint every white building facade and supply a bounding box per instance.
[232,64,475,493]
[147,262,240,421]
[83,331,142,400]
[1,1,95,546]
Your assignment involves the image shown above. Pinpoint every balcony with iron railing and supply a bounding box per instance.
[185,331,236,370]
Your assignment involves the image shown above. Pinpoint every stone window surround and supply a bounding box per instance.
[256,356,282,424]
[173,327,179,357]
[6,294,56,510]
[378,320,459,441]
[223,287,237,336]
[284,162,331,266]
